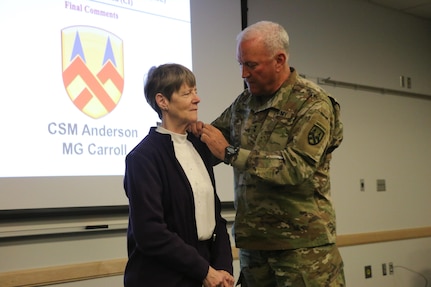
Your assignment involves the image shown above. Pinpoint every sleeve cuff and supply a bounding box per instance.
[231,148,250,170]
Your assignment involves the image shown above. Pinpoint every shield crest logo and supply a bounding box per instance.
[308,124,325,145]
[62,26,124,119]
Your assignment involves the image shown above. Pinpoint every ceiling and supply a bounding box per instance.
[358,0,431,21]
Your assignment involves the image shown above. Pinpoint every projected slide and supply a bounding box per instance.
[0,0,192,177]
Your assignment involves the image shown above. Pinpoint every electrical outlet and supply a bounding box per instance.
[377,179,386,191]
[360,179,365,191]
[400,75,405,87]
[382,263,387,276]
[407,77,412,89]
[389,262,394,275]
[365,265,372,279]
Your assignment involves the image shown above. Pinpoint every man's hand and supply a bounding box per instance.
[200,124,229,160]
[187,121,205,137]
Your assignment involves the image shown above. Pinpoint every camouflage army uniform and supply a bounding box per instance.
[212,68,345,286]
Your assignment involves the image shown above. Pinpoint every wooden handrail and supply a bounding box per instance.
[336,226,431,247]
[1,226,430,287]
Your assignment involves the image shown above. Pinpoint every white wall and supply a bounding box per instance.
[247,0,431,286]
[247,0,431,93]
[1,0,430,286]
[190,0,243,202]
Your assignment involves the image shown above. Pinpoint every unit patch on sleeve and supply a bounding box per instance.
[308,124,325,145]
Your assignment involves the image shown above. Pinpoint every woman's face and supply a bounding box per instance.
[165,83,200,128]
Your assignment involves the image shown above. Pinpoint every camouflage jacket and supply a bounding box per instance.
[212,68,343,250]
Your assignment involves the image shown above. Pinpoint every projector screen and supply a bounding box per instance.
[0,0,242,212]
[0,0,196,211]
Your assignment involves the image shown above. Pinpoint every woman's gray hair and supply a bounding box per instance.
[144,63,196,119]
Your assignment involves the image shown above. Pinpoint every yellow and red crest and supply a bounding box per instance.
[62,26,124,119]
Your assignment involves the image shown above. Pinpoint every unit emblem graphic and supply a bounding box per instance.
[62,26,124,118]
[308,124,325,145]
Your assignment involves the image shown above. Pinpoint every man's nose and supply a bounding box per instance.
[241,65,251,79]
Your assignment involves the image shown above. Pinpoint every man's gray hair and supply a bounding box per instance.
[237,21,289,57]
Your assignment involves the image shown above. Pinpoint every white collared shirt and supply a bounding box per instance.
[156,125,215,240]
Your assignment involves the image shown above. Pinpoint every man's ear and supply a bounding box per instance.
[156,93,168,110]
[275,53,287,66]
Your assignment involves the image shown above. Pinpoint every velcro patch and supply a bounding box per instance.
[308,124,325,145]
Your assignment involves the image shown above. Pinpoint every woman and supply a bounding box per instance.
[123,63,234,287]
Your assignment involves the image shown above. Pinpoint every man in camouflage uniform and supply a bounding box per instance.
[196,21,345,286]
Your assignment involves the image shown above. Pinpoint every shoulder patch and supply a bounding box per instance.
[308,124,325,145]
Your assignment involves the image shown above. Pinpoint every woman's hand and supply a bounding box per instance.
[203,266,235,287]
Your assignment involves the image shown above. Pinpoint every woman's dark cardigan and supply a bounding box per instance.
[124,128,233,287]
